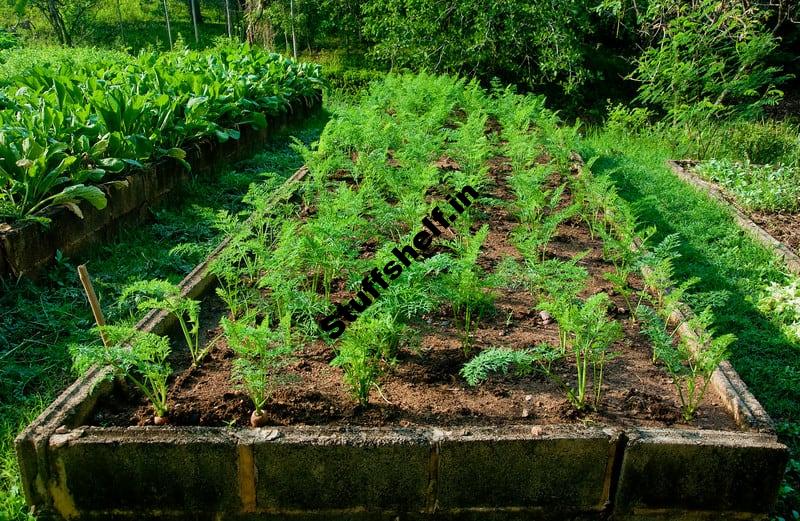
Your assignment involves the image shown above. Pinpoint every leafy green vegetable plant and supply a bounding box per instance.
[0,43,323,222]
[71,325,172,421]
[696,159,800,213]
[120,279,202,365]
[0,136,109,220]
[759,277,800,343]
[221,314,296,426]
[654,307,735,421]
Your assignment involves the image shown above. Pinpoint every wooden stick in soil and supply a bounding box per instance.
[77,264,110,348]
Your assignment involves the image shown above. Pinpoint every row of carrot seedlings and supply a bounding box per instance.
[74,74,732,425]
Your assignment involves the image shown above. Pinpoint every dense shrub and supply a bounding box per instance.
[720,120,800,165]
[0,29,18,49]
[632,0,790,121]
[361,0,595,94]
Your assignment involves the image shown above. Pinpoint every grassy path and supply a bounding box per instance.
[0,111,328,520]
[581,130,800,518]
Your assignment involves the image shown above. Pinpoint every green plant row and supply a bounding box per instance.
[210,73,499,412]
[694,159,800,213]
[459,98,732,421]
[0,42,322,222]
[77,73,731,425]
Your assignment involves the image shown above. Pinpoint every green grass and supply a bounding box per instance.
[0,0,232,53]
[581,129,800,518]
[0,110,328,520]
[83,20,230,52]
[0,45,131,85]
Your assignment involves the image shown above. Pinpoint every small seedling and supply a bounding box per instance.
[461,345,559,386]
[504,309,514,329]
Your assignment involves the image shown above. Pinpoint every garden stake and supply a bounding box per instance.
[77,264,109,348]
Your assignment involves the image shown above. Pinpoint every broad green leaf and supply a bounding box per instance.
[165,148,186,160]
[248,112,267,129]
[51,184,107,210]
[186,96,208,110]
[98,157,125,173]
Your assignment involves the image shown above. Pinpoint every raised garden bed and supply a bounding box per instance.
[0,98,321,280]
[669,160,800,274]
[16,76,787,520]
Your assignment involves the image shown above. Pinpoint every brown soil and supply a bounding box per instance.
[748,211,800,254]
[89,155,739,431]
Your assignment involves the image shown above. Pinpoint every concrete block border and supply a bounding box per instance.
[667,159,800,275]
[0,96,321,280]
[15,159,788,520]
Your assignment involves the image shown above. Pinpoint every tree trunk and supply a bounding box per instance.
[163,0,173,48]
[187,0,203,26]
[289,0,297,59]
[116,0,125,43]
[244,0,272,46]
[189,0,200,43]
[46,0,71,45]
[224,0,232,38]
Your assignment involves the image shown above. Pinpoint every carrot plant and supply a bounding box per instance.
[461,345,559,386]
[462,296,620,411]
[440,225,495,355]
[120,280,202,365]
[71,325,172,422]
[509,169,579,261]
[331,315,397,406]
[654,308,735,421]
[221,314,296,427]
[507,164,553,225]
[543,293,622,409]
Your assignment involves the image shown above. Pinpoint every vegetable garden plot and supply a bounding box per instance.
[17,75,787,520]
[669,160,800,351]
[0,43,322,278]
[0,99,322,279]
[86,76,737,429]
[673,160,800,261]
[0,43,322,223]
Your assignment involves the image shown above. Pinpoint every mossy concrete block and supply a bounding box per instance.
[434,426,620,512]
[249,427,431,512]
[47,427,241,516]
[614,428,788,517]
